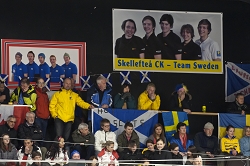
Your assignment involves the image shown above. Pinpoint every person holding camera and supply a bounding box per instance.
[114,84,136,109]
[227,93,249,115]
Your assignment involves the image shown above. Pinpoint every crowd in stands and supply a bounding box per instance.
[0,71,249,165]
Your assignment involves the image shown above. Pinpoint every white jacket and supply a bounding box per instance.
[97,149,119,166]
[17,145,41,166]
[94,130,118,152]
[45,148,69,166]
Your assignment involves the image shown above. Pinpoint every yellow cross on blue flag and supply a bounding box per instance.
[162,111,189,141]
[219,113,250,139]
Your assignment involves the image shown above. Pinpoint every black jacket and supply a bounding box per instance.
[169,92,192,111]
[0,123,18,148]
[227,101,249,114]
[17,121,43,146]
[194,132,219,154]
[119,149,143,165]
[0,86,10,104]
[170,152,183,165]
[150,149,172,164]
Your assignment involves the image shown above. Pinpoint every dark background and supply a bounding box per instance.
[1,0,249,135]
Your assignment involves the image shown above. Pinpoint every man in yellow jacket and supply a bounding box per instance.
[138,83,160,110]
[49,78,94,141]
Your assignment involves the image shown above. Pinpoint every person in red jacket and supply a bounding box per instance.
[35,77,50,140]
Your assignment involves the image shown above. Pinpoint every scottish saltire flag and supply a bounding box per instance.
[219,113,250,139]
[225,62,250,104]
[162,111,189,141]
[140,71,151,83]
[92,108,158,147]
[0,74,8,87]
[43,78,50,91]
[101,73,112,87]
[80,76,92,90]
[120,71,131,85]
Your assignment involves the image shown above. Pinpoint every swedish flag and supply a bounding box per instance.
[162,111,189,141]
[219,113,250,139]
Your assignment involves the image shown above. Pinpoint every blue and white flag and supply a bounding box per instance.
[0,74,8,87]
[101,73,112,87]
[80,76,92,90]
[92,108,158,147]
[225,62,250,104]
[140,71,151,83]
[44,78,50,91]
[120,71,131,85]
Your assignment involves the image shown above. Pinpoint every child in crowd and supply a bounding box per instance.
[192,154,202,165]
[220,125,244,166]
[142,139,155,159]
[185,145,197,165]
[86,156,98,166]
[94,119,118,155]
[97,141,119,166]
[169,143,183,165]
[70,150,80,160]
[150,138,171,165]
[119,140,143,166]
[221,125,240,156]
[29,151,48,166]
[45,136,69,166]
[68,150,81,166]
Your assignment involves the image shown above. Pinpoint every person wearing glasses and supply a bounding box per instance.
[10,77,37,111]
[35,77,50,140]
[94,119,118,155]
[0,115,18,148]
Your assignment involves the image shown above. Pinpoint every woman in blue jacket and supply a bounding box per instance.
[170,122,193,152]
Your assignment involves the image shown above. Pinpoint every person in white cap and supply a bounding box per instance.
[194,122,219,164]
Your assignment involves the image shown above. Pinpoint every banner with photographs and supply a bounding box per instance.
[1,39,86,89]
[113,9,223,74]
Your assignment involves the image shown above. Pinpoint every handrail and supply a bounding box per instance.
[0,104,32,108]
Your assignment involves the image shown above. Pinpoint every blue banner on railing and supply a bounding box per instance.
[92,108,158,146]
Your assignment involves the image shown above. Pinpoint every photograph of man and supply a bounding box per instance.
[195,19,221,61]
[62,53,77,81]
[12,52,28,82]
[115,19,145,59]
[142,15,161,59]
[180,24,202,60]
[50,55,65,83]
[38,53,50,81]
[26,51,39,82]
[157,14,182,60]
